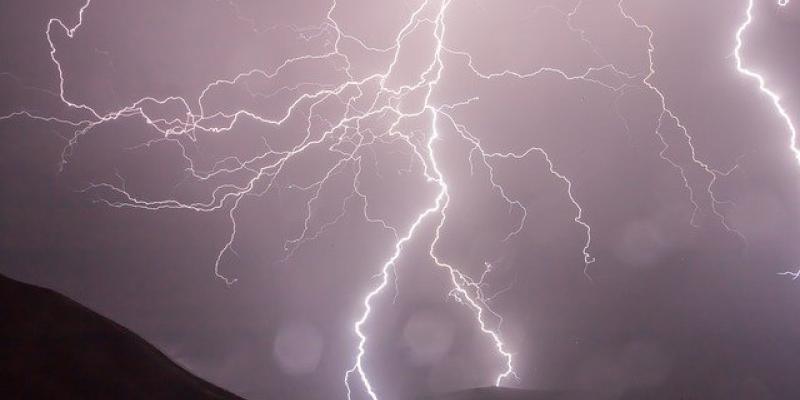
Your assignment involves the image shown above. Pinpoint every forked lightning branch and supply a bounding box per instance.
[0,1,795,399]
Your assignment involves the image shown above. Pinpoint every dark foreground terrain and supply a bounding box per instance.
[0,274,241,400]
[423,384,781,400]
[0,272,784,400]
[421,387,698,400]
[421,387,568,400]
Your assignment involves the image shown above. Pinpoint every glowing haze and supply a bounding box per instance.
[2,0,800,399]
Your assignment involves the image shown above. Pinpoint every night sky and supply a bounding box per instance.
[2,1,800,399]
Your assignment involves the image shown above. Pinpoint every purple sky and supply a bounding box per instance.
[2,1,800,399]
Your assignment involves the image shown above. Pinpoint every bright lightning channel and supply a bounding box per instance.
[732,0,799,279]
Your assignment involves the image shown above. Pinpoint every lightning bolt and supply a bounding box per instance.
[344,1,520,396]
[1,0,781,398]
[617,0,744,239]
[732,0,800,279]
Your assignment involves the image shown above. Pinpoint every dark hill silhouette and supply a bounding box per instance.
[420,386,704,400]
[420,387,569,400]
[0,273,242,400]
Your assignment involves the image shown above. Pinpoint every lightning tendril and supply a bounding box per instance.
[3,0,795,398]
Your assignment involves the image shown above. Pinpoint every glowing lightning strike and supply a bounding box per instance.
[735,0,798,166]
[732,0,800,279]
[345,1,516,397]
[617,0,744,239]
[3,0,785,399]
[4,0,522,396]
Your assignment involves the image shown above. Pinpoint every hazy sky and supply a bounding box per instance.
[2,1,800,399]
